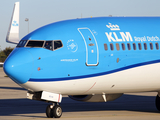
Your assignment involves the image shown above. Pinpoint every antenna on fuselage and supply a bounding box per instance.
[6,2,20,44]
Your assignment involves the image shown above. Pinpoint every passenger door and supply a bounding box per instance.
[78,28,99,66]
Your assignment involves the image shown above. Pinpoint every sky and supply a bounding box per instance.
[1,0,160,50]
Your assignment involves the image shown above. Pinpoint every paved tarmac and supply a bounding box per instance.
[1,67,160,120]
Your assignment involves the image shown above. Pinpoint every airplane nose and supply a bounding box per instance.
[3,49,33,84]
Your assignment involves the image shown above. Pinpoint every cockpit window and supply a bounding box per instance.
[16,40,63,51]
[44,41,53,50]
[44,40,63,51]
[54,40,63,50]
[17,40,27,47]
[26,41,44,47]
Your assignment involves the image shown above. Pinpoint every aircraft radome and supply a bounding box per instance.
[3,2,160,118]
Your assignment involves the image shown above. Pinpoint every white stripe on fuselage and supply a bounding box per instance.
[21,62,160,95]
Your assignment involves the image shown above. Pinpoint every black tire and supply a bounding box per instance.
[52,105,62,118]
[156,95,160,111]
[46,105,54,118]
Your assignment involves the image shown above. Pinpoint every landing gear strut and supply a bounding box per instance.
[46,103,62,118]
[156,95,160,111]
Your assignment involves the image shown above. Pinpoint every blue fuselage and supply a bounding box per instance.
[4,17,160,85]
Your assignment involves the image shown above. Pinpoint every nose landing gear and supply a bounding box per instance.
[46,103,62,118]
[156,95,160,111]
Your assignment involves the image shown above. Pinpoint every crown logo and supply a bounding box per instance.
[106,23,120,31]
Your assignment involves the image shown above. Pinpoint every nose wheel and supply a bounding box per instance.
[46,104,62,118]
